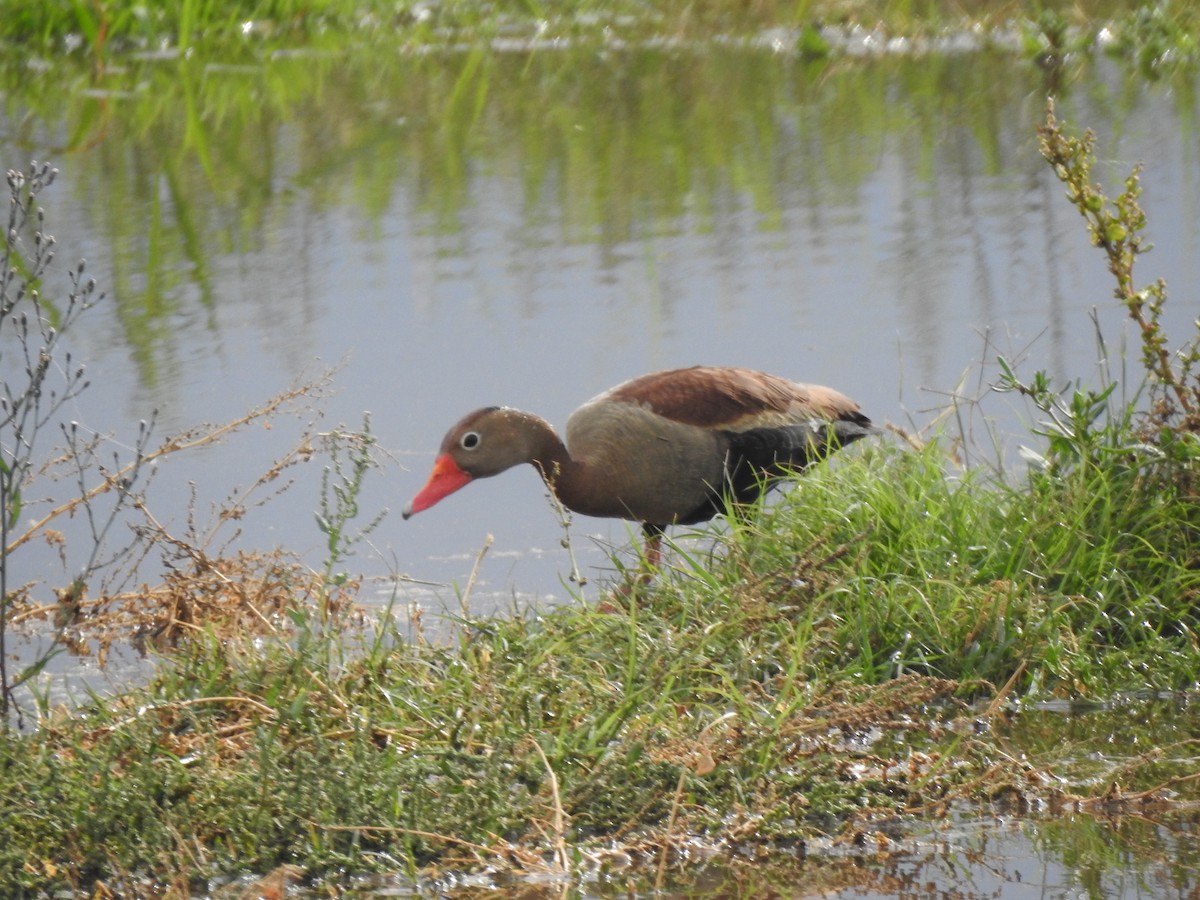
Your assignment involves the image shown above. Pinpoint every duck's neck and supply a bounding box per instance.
[528,429,575,495]
[511,412,596,515]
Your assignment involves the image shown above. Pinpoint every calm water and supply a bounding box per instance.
[5,47,1197,622]
[1,51,1198,601]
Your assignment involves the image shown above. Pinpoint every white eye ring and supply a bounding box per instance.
[460,431,481,450]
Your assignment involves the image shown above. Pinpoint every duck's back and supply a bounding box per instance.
[561,367,871,526]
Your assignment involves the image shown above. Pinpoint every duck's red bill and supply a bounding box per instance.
[403,453,472,518]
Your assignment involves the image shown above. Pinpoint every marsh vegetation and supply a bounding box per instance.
[1,1,1199,896]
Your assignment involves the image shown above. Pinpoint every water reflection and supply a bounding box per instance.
[1,45,1198,618]
[317,812,1200,898]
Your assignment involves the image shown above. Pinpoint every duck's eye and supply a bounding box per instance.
[460,431,481,450]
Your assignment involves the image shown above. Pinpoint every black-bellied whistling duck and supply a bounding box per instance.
[403,366,874,571]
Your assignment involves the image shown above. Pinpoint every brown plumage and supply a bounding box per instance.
[403,366,875,566]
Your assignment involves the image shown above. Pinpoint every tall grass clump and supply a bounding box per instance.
[699,101,1200,698]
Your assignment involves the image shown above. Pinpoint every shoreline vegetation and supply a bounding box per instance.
[2,0,1199,73]
[1,0,1199,894]
[0,100,1196,896]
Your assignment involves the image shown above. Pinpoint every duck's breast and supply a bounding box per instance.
[562,398,729,525]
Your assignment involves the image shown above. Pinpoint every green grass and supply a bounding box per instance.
[726,436,1200,694]
[2,425,1198,892]
[4,0,1200,69]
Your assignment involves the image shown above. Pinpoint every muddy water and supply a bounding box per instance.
[333,813,1200,896]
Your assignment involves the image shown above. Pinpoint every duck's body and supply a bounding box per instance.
[403,367,874,553]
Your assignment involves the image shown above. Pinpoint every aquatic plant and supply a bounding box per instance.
[0,163,159,724]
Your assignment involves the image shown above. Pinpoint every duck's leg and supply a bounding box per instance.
[601,524,666,607]
[641,523,665,571]
[627,523,665,589]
